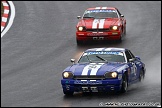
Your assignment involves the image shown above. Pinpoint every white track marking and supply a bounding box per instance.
[4,10,9,14]
[1,1,15,38]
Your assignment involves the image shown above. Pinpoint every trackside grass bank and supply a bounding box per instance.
[1,2,3,16]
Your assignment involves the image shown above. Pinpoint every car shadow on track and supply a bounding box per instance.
[76,40,123,48]
[63,82,145,99]
[64,90,125,99]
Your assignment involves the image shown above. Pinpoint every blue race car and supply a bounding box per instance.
[61,47,146,95]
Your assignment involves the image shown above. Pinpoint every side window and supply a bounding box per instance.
[116,9,121,17]
[128,50,135,58]
[78,55,88,63]
[125,51,132,62]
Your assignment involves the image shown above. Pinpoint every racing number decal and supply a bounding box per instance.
[131,63,137,76]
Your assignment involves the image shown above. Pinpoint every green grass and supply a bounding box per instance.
[1,2,3,16]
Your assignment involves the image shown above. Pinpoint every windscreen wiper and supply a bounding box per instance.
[83,16,94,19]
[86,55,92,63]
[96,55,107,62]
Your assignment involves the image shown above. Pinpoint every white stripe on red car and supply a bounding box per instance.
[99,19,105,29]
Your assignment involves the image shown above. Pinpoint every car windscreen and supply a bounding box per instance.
[83,9,118,19]
[78,51,125,63]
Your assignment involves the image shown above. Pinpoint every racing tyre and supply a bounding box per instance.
[116,31,124,43]
[76,39,83,45]
[116,35,122,43]
[124,26,126,35]
[63,91,74,95]
[139,70,144,82]
[83,92,92,95]
[120,74,128,93]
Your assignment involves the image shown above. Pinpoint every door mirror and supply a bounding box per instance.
[121,14,124,17]
[129,58,135,62]
[71,59,75,63]
[77,16,81,19]
[135,56,141,61]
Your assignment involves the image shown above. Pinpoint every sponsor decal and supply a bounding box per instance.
[74,80,102,84]
[131,63,137,76]
[87,33,108,36]
[86,51,124,56]
[88,10,116,13]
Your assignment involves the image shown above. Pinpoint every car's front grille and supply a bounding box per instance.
[74,75,105,80]
[86,29,109,32]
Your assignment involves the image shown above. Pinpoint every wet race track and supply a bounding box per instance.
[1,1,161,107]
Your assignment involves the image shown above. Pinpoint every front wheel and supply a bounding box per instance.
[116,34,123,43]
[120,74,128,93]
[124,26,126,35]
[63,91,74,96]
[76,39,83,45]
[139,70,144,82]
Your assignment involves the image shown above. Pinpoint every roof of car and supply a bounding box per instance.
[85,47,127,52]
[87,7,117,10]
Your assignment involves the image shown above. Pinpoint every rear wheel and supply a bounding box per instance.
[120,74,128,93]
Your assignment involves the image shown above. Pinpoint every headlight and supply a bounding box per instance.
[111,72,117,78]
[78,26,86,31]
[112,26,118,30]
[63,72,69,78]
[104,72,118,78]
[62,72,74,79]
[78,27,83,31]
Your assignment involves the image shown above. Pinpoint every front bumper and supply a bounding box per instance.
[61,79,122,92]
[76,31,121,41]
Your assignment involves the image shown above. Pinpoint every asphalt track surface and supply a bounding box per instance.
[1,1,161,107]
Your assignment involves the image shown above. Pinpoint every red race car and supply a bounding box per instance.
[76,7,126,45]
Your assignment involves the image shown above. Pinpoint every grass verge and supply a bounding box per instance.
[1,2,4,16]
